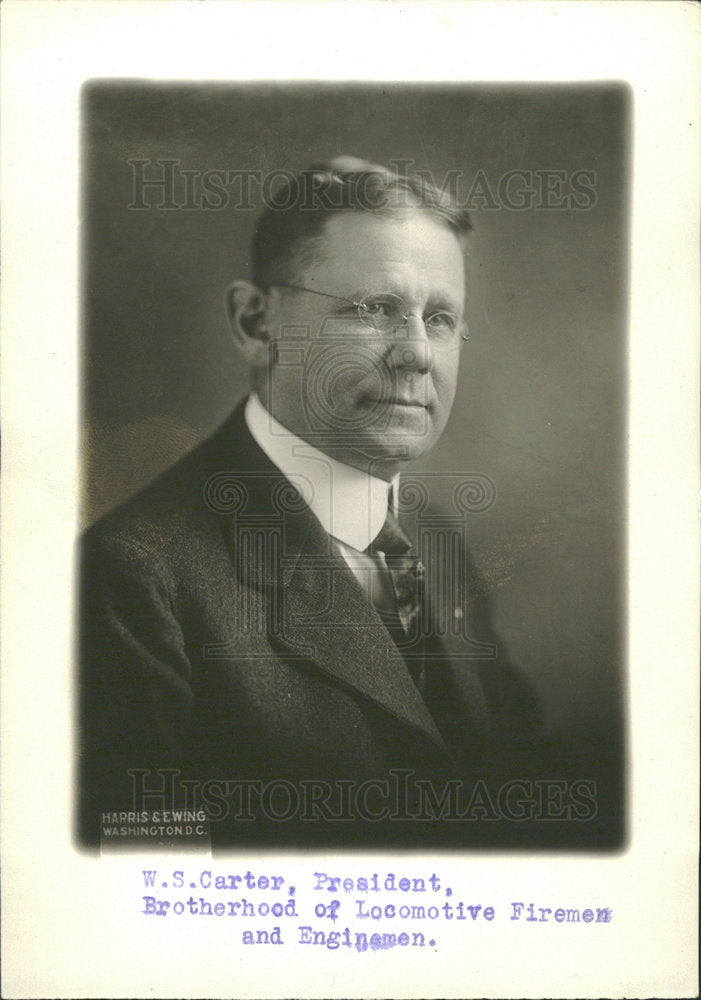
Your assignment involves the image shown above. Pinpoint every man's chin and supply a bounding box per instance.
[335,429,435,475]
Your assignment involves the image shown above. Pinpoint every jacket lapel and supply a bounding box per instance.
[275,516,452,758]
[206,408,451,757]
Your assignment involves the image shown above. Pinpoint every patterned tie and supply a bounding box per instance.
[367,510,424,636]
[368,509,471,751]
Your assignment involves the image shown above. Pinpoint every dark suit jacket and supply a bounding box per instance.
[79,401,540,846]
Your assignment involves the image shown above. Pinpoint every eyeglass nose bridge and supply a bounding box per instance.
[402,309,426,328]
[389,310,435,342]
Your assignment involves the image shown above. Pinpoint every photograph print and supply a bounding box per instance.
[78,82,628,851]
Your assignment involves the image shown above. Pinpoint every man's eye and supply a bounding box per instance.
[426,311,458,331]
[362,299,395,317]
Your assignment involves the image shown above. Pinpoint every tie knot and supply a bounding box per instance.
[368,510,413,557]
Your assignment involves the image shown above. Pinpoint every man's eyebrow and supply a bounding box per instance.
[425,292,463,312]
[345,287,370,303]
[345,286,463,308]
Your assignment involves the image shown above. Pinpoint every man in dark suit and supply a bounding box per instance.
[79,158,540,847]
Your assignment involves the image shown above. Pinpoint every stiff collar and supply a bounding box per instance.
[244,393,396,552]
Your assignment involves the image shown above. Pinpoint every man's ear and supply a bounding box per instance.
[225,280,271,364]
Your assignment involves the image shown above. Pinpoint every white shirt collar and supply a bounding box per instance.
[244,393,395,552]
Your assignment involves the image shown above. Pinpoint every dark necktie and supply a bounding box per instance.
[367,512,467,755]
[367,510,424,634]
[367,510,427,693]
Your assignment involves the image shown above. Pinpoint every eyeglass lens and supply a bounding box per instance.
[358,293,458,335]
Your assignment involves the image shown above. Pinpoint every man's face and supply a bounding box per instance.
[261,211,466,478]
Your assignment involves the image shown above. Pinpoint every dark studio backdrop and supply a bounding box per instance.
[81,82,628,846]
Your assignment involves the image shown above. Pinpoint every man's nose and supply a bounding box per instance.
[388,314,433,374]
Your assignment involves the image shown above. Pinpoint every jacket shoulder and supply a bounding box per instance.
[82,405,254,562]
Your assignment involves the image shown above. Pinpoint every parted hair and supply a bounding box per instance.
[251,156,472,288]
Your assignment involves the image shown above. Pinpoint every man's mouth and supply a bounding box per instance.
[361,395,429,408]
